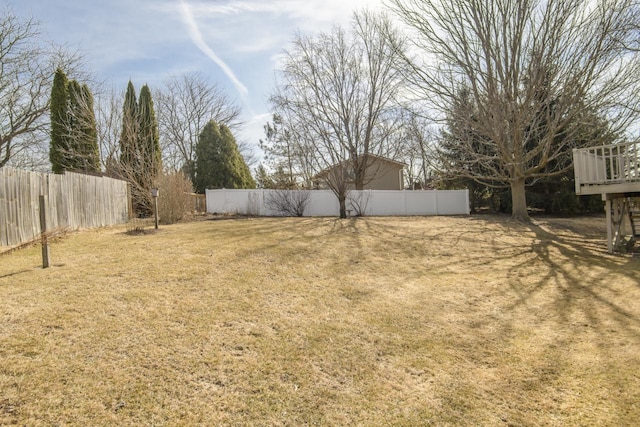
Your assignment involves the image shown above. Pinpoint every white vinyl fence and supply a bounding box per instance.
[206,189,470,217]
[1,167,130,247]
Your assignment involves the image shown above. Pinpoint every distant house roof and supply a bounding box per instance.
[363,153,407,167]
[315,154,406,178]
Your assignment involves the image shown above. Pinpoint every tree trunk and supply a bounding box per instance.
[469,181,477,214]
[354,157,365,190]
[339,194,347,218]
[354,170,364,190]
[510,178,530,222]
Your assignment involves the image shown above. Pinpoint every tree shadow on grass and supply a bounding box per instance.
[460,215,640,425]
[460,215,640,336]
[0,269,32,280]
[159,214,640,424]
[326,214,640,424]
[511,218,639,320]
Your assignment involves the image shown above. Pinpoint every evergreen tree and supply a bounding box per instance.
[138,84,161,179]
[117,81,163,216]
[254,164,299,190]
[194,120,256,193]
[219,124,255,188]
[255,164,274,189]
[50,67,69,174]
[259,114,301,186]
[194,121,220,193]
[50,68,100,174]
[120,80,138,175]
[81,84,100,173]
[438,86,497,212]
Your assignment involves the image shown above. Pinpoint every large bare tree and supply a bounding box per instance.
[390,0,640,221]
[399,113,435,189]
[0,11,82,169]
[155,72,242,181]
[268,11,407,217]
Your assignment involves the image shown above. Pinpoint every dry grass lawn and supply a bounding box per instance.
[1,215,639,426]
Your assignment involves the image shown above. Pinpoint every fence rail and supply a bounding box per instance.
[206,189,470,217]
[1,167,130,247]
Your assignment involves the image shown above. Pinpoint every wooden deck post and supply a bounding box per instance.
[605,197,613,254]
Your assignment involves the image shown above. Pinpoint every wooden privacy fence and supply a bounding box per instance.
[189,193,207,213]
[0,166,130,247]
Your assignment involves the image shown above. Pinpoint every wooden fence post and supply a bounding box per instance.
[127,182,134,220]
[39,195,50,268]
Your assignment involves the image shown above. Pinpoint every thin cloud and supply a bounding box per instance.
[178,0,249,97]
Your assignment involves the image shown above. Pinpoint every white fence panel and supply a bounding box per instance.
[307,190,341,216]
[436,190,470,215]
[406,191,437,215]
[365,191,406,216]
[206,189,469,217]
[224,190,252,214]
[207,189,263,215]
[206,189,226,213]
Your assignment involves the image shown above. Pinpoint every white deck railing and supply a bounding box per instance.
[573,140,640,193]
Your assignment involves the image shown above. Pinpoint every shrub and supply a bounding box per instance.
[348,191,371,216]
[154,172,193,224]
[265,189,311,217]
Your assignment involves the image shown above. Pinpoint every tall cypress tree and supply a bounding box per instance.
[79,83,100,173]
[50,68,100,174]
[194,120,256,193]
[50,68,69,174]
[120,80,138,175]
[118,80,145,213]
[118,81,163,216]
[194,120,221,194]
[67,80,82,171]
[138,84,161,179]
[219,124,255,189]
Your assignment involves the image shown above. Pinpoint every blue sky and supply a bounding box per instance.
[7,0,387,154]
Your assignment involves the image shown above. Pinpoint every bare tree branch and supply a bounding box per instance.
[268,11,408,217]
[155,72,242,181]
[0,10,83,170]
[265,189,311,217]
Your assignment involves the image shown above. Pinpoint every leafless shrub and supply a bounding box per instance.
[154,171,193,224]
[348,191,372,217]
[265,189,311,217]
[126,218,146,235]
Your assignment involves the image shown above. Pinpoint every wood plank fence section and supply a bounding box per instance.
[0,167,129,247]
[189,193,207,213]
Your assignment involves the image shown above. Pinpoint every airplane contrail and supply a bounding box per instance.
[179,0,249,97]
